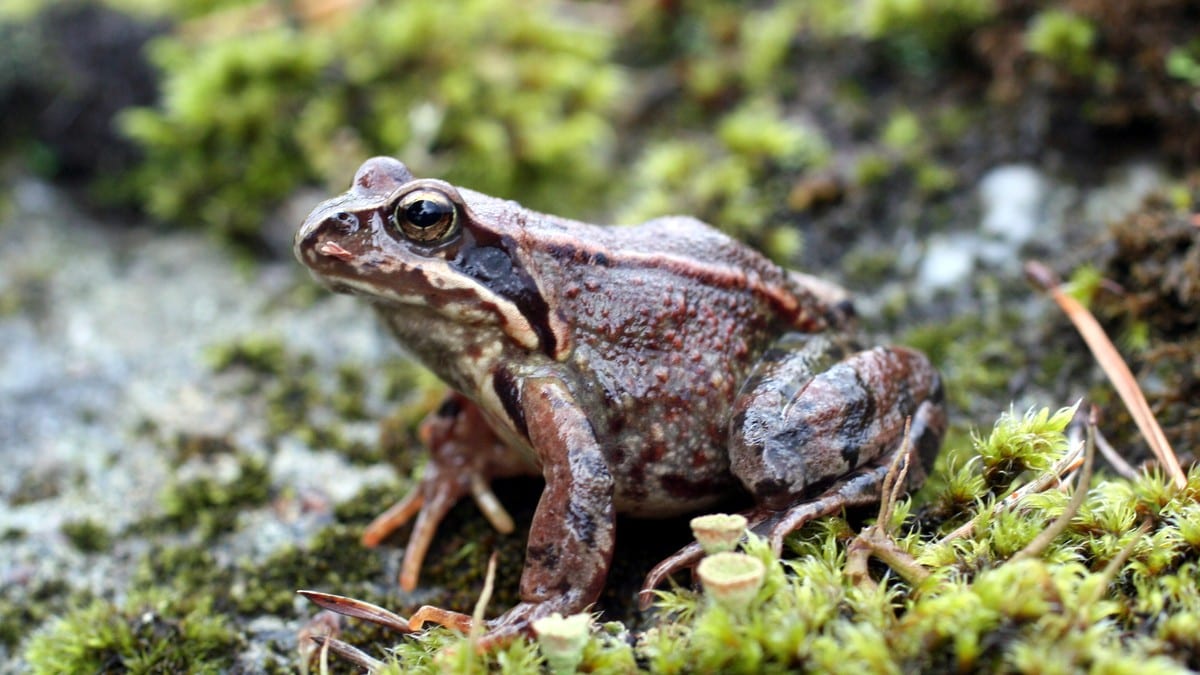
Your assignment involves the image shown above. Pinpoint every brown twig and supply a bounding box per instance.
[846,419,931,589]
[1025,261,1185,490]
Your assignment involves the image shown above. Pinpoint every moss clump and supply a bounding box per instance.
[1165,40,1200,87]
[860,0,997,69]
[0,579,72,651]
[23,594,239,674]
[159,454,271,539]
[620,98,829,254]
[205,334,289,376]
[60,517,114,553]
[1024,8,1097,75]
[239,523,385,617]
[120,0,623,245]
[203,333,418,466]
[977,1,1200,161]
[902,311,1029,418]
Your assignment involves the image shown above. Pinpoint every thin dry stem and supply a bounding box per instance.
[1093,426,1139,480]
[939,437,1085,544]
[1026,261,1185,490]
[876,417,913,529]
[1011,409,1098,562]
[846,420,930,589]
[309,636,384,673]
[469,552,499,652]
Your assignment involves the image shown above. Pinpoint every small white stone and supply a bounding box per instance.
[917,233,977,291]
[979,164,1047,246]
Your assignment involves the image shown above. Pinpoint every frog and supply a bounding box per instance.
[294,156,946,647]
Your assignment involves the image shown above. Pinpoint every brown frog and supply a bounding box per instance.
[295,157,945,646]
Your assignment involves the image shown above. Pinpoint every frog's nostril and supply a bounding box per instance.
[332,211,359,232]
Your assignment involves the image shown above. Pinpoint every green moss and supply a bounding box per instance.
[271,400,1200,673]
[882,109,923,155]
[159,454,271,539]
[203,334,413,465]
[24,594,239,674]
[1166,40,1200,86]
[60,517,114,554]
[120,0,623,244]
[853,152,893,187]
[902,312,1027,417]
[205,334,289,376]
[971,404,1074,491]
[0,580,72,651]
[859,0,996,71]
[237,524,385,616]
[1025,9,1097,76]
[620,99,829,243]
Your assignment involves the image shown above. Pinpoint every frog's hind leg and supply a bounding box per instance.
[639,337,944,605]
[730,337,946,554]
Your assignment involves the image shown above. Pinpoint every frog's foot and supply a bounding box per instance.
[298,591,472,669]
[362,392,537,591]
[300,591,570,654]
[753,462,892,554]
[636,466,896,609]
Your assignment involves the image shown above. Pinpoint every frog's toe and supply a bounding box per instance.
[361,488,424,547]
[399,476,468,591]
[468,472,516,534]
[639,541,707,608]
[408,604,475,633]
[297,589,416,634]
[755,458,900,554]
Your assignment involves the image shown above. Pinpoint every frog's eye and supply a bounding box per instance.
[394,189,458,243]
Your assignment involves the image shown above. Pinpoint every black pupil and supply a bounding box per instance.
[405,199,449,228]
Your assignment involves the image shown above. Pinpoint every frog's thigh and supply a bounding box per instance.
[730,337,944,510]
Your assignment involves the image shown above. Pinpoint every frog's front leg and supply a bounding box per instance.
[362,391,537,591]
[479,374,616,646]
[411,374,616,647]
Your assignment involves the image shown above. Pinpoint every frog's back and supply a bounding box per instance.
[538,215,850,333]
[517,213,851,515]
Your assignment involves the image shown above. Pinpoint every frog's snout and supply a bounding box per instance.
[295,203,361,263]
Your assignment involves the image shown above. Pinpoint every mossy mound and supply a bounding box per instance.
[327,406,1200,673]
